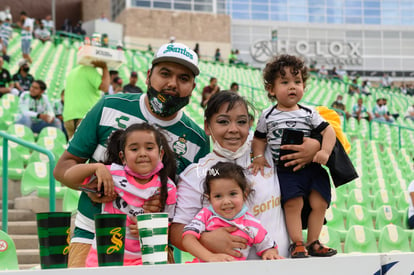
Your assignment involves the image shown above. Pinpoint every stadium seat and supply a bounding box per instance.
[319,225,342,253]
[396,191,410,209]
[344,225,378,253]
[0,230,19,270]
[0,106,13,131]
[325,206,347,241]
[375,205,403,229]
[20,161,66,199]
[62,188,81,214]
[0,146,25,180]
[330,186,347,211]
[372,189,392,209]
[346,188,373,209]
[346,205,374,230]
[37,126,67,144]
[378,224,410,253]
[6,124,36,164]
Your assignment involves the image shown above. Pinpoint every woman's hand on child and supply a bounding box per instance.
[261,248,284,260]
[200,227,247,258]
[128,216,139,238]
[143,194,162,213]
[280,137,320,171]
[249,156,271,176]
[205,253,235,262]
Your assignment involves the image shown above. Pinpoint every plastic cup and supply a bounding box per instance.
[137,213,168,265]
[94,213,126,266]
[36,212,71,269]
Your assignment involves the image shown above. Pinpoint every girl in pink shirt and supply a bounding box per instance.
[182,162,283,262]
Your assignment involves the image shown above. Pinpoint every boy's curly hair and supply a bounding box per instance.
[263,55,309,101]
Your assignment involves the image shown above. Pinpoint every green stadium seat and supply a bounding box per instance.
[346,189,373,209]
[0,106,14,131]
[20,161,66,199]
[396,191,410,209]
[344,225,378,253]
[378,224,410,253]
[6,124,36,164]
[346,205,374,230]
[0,146,25,180]
[372,189,392,209]
[37,126,67,144]
[62,188,81,214]
[325,206,347,241]
[319,225,342,253]
[0,230,19,270]
[375,205,403,229]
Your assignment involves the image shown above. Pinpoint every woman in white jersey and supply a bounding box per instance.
[170,91,321,258]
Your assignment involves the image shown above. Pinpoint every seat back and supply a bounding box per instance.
[347,188,372,209]
[0,230,19,270]
[375,205,403,229]
[346,205,374,229]
[37,126,67,144]
[0,146,25,180]
[344,225,378,253]
[319,225,342,253]
[6,124,36,163]
[62,188,81,214]
[378,224,410,253]
[373,189,392,209]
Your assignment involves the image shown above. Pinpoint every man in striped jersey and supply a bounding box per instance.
[54,42,210,267]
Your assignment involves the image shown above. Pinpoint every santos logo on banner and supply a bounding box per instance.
[250,39,363,66]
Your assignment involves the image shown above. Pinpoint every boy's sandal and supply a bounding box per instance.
[306,240,337,257]
[289,241,309,258]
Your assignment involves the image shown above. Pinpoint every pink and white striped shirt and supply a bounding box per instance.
[183,207,277,261]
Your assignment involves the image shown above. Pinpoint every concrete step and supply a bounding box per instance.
[0,221,37,234]
[0,200,14,210]
[14,196,63,213]
[11,234,39,250]
[0,179,22,200]
[19,263,40,270]
[16,249,39,265]
[0,209,35,221]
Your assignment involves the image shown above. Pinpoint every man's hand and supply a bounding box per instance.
[280,137,320,171]
[91,60,107,69]
[200,227,247,258]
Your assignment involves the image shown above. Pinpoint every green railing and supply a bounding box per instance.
[368,120,414,149]
[1,131,56,233]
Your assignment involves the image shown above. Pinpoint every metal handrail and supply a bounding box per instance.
[368,120,414,149]
[1,131,56,233]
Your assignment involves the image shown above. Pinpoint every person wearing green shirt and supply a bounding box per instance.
[54,42,210,267]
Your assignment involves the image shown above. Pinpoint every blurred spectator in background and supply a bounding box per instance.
[53,89,68,140]
[309,60,317,73]
[108,70,119,95]
[3,6,12,22]
[336,65,347,80]
[17,11,34,63]
[16,80,61,133]
[214,48,223,63]
[352,97,372,123]
[330,67,340,79]
[228,49,236,64]
[34,20,51,43]
[61,18,72,33]
[318,65,328,78]
[408,179,414,229]
[123,71,143,94]
[0,14,12,62]
[201,77,220,108]
[331,94,350,119]
[112,76,123,93]
[42,14,54,33]
[405,104,414,121]
[12,59,34,95]
[230,82,239,93]
[100,13,109,22]
[360,80,371,96]
[372,98,393,123]
[0,56,13,97]
[381,73,391,89]
[73,20,86,36]
[348,78,360,96]
[193,43,200,58]
[101,33,109,47]
[63,61,109,139]
[382,98,399,120]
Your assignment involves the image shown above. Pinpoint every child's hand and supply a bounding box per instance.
[143,194,162,213]
[128,216,139,238]
[205,253,235,262]
[95,164,116,196]
[261,248,284,260]
[313,150,330,165]
[249,155,270,176]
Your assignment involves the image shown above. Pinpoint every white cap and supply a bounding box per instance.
[18,59,28,67]
[152,43,199,76]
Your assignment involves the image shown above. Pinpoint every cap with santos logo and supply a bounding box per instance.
[152,43,199,76]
